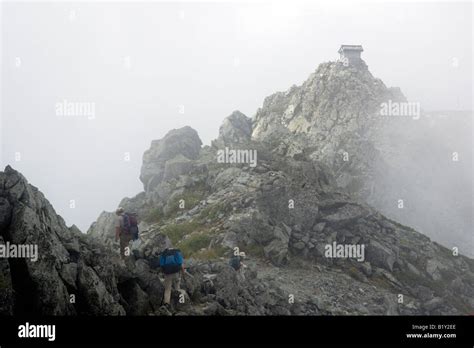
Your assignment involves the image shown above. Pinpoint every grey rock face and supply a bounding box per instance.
[366,240,397,272]
[118,192,147,216]
[2,165,318,316]
[87,211,117,243]
[251,60,473,258]
[0,197,12,230]
[213,110,253,147]
[0,236,13,315]
[251,62,403,201]
[140,126,202,192]
[110,113,473,314]
[0,166,142,315]
[163,155,195,181]
[263,226,291,266]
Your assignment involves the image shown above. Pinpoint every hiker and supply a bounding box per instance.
[115,207,132,259]
[115,208,140,260]
[229,251,247,280]
[160,248,185,306]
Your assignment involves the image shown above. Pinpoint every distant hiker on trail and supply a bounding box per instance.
[229,251,247,280]
[115,207,140,260]
[160,248,185,306]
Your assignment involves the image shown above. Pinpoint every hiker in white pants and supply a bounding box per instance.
[160,248,185,305]
[163,270,183,305]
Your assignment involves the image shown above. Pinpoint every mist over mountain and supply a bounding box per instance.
[250,59,473,257]
[1,1,473,318]
[1,1,472,235]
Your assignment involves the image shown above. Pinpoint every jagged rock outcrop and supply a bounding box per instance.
[140,126,202,193]
[251,60,473,257]
[212,110,253,147]
[89,116,474,315]
[252,61,404,199]
[1,166,324,315]
[87,211,117,244]
[0,166,127,314]
[88,74,474,314]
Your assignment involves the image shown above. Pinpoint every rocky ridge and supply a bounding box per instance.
[0,166,324,315]
[251,61,472,256]
[89,118,474,314]
[1,58,473,316]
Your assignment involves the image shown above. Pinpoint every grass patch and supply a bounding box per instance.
[346,265,366,282]
[144,181,208,222]
[370,274,397,291]
[196,202,230,223]
[237,242,265,258]
[0,273,10,290]
[166,191,204,217]
[165,181,208,218]
[384,216,419,235]
[435,243,457,260]
[178,231,228,259]
[394,267,449,297]
[178,233,212,257]
[144,206,164,223]
[160,219,227,259]
[161,221,201,245]
[193,245,229,260]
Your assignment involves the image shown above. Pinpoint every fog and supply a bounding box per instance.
[1,0,472,236]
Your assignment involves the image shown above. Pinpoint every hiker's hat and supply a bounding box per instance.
[116,207,124,214]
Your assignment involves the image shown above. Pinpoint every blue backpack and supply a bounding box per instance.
[159,249,183,274]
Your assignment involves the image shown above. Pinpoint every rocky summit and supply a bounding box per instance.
[2,58,474,316]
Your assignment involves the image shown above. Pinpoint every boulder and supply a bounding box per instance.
[77,263,125,315]
[140,126,202,191]
[87,211,117,242]
[366,240,396,272]
[426,259,447,281]
[214,110,252,146]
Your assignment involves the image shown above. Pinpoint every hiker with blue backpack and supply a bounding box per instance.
[160,248,185,306]
[114,207,140,260]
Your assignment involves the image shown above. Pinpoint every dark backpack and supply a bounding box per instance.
[229,255,241,271]
[149,254,161,270]
[159,248,183,275]
[123,213,139,240]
